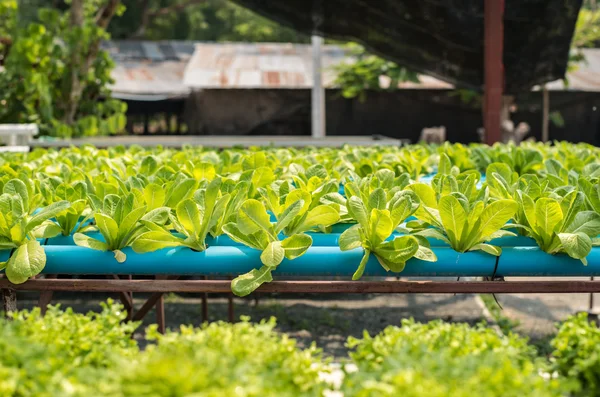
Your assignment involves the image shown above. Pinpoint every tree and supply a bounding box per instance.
[108,0,307,42]
[332,43,419,101]
[0,0,127,138]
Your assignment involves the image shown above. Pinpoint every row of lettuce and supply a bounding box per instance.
[0,300,598,397]
[0,142,599,296]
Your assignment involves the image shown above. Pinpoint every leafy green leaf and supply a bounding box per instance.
[368,188,387,211]
[557,232,592,264]
[260,241,285,267]
[471,243,502,256]
[280,234,312,260]
[352,249,371,280]
[5,240,46,284]
[339,225,363,251]
[94,213,119,247]
[73,233,109,251]
[237,199,273,235]
[439,195,467,247]
[275,199,304,234]
[231,266,273,297]
[477,199,518,241]
[176,199,202,237]
[132,230,184,253]
[297,205,340,232]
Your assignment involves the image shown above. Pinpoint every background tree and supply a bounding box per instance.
[110,0,308,42]
[0,0,126,138]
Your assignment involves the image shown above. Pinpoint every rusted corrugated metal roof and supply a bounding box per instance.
[110,60,190,98]
[107,42,600,96]
[183,43,453,89]
[183,43,346,88]
[105,41,193,98]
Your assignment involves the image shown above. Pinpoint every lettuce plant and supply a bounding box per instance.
[579,178,600,213]
[132,179,232,253]
[0,179,70,283]
[339,188,436,279]
[407,183,518,256]
[41,180,96,236]
[514,190,600,264]
[223,197,339,296]
[74,193,169,262]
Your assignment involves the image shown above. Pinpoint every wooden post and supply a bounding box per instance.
[484,0,505,145]
[201,275,208,322]
[2,289,17,314]
[38,274,57,315]
[156,294,165,334]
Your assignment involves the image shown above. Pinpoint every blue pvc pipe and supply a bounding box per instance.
[497,247,600,276]
[33,246,496,277]
[43,229,539,248]
[3,245,600,277]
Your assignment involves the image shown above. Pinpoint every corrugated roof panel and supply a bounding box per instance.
[141,42,164,61]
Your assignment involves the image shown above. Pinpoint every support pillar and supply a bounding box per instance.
[484,0,505,145]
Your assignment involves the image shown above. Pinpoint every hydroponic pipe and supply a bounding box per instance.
[6,246,496,277]
[2,246,599,277]
[42,231,539,248]
[496,247,600,277]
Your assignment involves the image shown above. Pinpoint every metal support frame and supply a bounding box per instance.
[484,0,504,145]
[2,278,600,332]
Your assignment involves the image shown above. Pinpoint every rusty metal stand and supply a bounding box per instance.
[4,278,600,330]
[38,274,57,315]
[484,0,504,144]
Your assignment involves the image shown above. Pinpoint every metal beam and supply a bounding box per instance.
[3,279,600,294]
[484,0,504,145]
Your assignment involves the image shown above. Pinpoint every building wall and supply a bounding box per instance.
[123,89,600,145]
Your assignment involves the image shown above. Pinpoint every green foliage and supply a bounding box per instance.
[0,303,327,397]
[340,182,435,279]
[0,178,69,283]
[8,300,139,366]
[0,1,127,137]
[0,300,138,396]
[134,178,232,253]
[2,300,600,396]
[550,312,600,396]
[111,0,307,42]
[223,193,339,296]
[116,317,328,396]
[1,142,600,289]
[343,318,564,397]
[407,180,518,256]
[333,43,420,100]
[514,190,600,264]
[74,192,170,262]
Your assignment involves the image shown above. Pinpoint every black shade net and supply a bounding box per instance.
[232,0,583,92]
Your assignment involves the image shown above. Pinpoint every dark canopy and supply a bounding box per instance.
[233,0,582,92]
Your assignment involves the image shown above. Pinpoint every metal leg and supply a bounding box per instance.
[590,276,595,311]
[38,274,56,315]
[201,276,208,322]
[228,277,234,322]
[2,289,17,314]
[156,294,165,334]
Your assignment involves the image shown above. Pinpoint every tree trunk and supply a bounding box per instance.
[64,0,84,126]
[62,0,121,127]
